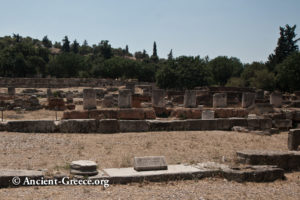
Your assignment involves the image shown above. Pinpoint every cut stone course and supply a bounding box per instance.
[202,110,214,120]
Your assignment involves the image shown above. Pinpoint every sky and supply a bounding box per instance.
[0,0,299,63]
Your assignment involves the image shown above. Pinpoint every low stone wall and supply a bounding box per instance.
[237,150,300,171]
[62,108,156,120]
[0,118,272,133]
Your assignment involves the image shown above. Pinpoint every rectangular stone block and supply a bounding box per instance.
[125,82,135,94]
[152,89,165,107]
[183,90,197,108]
[134,156,167,171]
[270,92,282,108]
[242,92,256,108]
[58,119,98,133]
[83,88,97,110]
[288,129,300,150]
[202,110,214,119]
[148,120,187,131]
[118,89,132,108]
[7,87,15,96]
[213,93,227,108]
[6,120,56,133]
[272,119,292,130]
[98,119,119,133]
[119,120,150,132]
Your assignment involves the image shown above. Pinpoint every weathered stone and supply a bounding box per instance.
[214,108,248,118]
[47,97,66,111]
[62,110,89,119]
[272,119,292,130]
[8,87,15,96]
[0,170,44,187]
[58,119,98,133]
[254,103,274,114]
[170,108,202,119]
[237,150,300,170]
[202,110,214,120]
[70,169,98,176]
[47,88,53,98]
[70,160,97,172]
[134,156,167,171]
[242,92,256,108]
[118,108,144,120]
[270,92,282,108]
[148,120,187,131]
[153,107,170,118]
[118,89,132,108]
[119,120,150,132]
[125,82,135,94]
[288,129,300,150]
[232,126,249,132]
[83,88,97,110]
[222,165,284,182]
[102,94,114,108]
[98,119,119,133]
[152,89,165,107]
[103,164,214,184]
[213,93,227,108]
[183,90,197,108]
[66,92,73,103]
[6,120,56,133]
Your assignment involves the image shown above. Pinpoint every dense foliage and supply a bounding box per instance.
[0,24,299,91]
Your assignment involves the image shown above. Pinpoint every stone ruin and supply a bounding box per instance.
[1,81,300,188]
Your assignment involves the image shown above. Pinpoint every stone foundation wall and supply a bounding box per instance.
[0,118,272,133]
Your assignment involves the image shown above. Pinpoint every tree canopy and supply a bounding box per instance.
[0,25,299,92]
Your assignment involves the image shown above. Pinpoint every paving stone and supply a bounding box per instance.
[0,170,44,187]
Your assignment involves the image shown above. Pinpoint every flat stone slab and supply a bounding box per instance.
[0,169,44,187]
[103,164,215,184]
[134,156,167,171]
[237,150,300,170]
[223,165,284,182]
[70,160,97,171]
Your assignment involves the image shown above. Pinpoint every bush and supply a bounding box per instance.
[276,52,300,92]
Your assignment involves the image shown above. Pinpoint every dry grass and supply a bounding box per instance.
[0,130,299,199]
[0,131,289,174]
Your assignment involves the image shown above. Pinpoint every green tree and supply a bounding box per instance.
[151,41,158,62]
[267,24,299,71]
[208,56,243,86]
[241,62,266,87]
[249,69,276,91]
[71,40,80,54]
[42,35,52,48]
[156,56,212,89]
[47,53,90,77]
[99,40,113,59]
[276,52,300,92]
[62,36,70,52]
[168,49,173,60]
